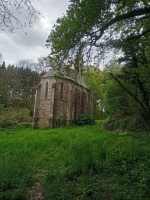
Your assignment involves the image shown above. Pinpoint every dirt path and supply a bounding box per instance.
[27,181,44,200]
[27,171,46,200]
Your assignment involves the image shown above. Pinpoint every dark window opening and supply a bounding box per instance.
[60,82,63,99]
[45,82,48,99]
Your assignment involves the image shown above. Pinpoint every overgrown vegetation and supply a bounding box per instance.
[0,60,45,117]
[76,113,95,125]
[103,60,150,132]
[0,106,32,130]
[103,117,150,133]
[0,117,31,130]
[54,115,67,128]
[0,122,150,199]
[0,1,150,198]
[46,0,150,132]
[83,66,109,120]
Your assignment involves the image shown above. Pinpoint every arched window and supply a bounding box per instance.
[60,82,63,99]
[45,82,48,99]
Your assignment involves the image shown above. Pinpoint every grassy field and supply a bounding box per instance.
[0,121,150,200]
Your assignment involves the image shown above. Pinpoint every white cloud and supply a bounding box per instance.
[0,0,70,65]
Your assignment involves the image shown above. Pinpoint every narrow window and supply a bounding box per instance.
[60,82,63,99]
[82,91,85,113]
[45,82,48,99]
[78,90,80,104]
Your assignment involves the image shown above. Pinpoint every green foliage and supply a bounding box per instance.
[0,117,31,130]
[32,125,39,130]
[76,113,95,125]
[17,108,28,122]
[55,115,67,128]
[0,117,17,129]
[0,104,5,115]
[16,122,32,129]
[46,0,150,127]
[0,188,27,200]
[43,122,150,199]
[104,56,150,128]
[0,122,150,199]
[93,103,107,120]
[40,126,50,130]
[103,118,120,131]
[103,116,150,133]
[83,66,109,119]
[46,0,150,70]
[0,78,10,106]
[0,63,42,112]
[113,35,150,122]
[104,79,136,117]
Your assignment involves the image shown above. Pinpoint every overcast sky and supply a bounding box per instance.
[0,0,70,66]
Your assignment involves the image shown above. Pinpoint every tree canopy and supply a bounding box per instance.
[46,0,150,66]
[46,0,150,124]
[83,66,109,119]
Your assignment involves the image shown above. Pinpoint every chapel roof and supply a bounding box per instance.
[42,68,90,90]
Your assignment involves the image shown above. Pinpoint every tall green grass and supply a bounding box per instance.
[0,122,150,199]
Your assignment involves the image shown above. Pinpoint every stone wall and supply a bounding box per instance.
[33,76,93,128]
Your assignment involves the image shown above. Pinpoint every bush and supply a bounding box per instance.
[76,113,95,125]
[0,117,17,129]
[16,108,28,122]
[0,188,27,200]
[103,116,150,133]
[16,122,32,129]
[40,126,50,130]
[103,117,119,131]
[0,117,32,130]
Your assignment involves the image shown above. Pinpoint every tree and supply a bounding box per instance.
[104,79,137,117]
[0,53,3,63]
[0,0,41,33]
[111,37,150,122]
[14,60,41,101]
[0,61,42,115]
[0,78,9,106]
[16,59,37,71]
[1,61,5,68]
[104,33,150,123]
[46,0,150,123]
[36,57,49,73]
[83,66,109,119]
[46,0,150,67]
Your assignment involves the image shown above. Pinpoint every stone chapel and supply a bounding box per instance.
[33,59,93,128]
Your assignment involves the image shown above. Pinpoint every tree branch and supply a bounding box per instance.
[95,7,150,43]
[109,73,148,114]
[126,28,150,40]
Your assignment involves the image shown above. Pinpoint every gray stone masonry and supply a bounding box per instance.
[33,70,93,128]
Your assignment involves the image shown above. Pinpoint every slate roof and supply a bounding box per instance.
[42,68,90,90]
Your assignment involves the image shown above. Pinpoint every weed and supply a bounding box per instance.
[17,108,28,122]
[0,122,150,199]
[55,114,67,128]
[0,117,17,129]
[40,126,50,130]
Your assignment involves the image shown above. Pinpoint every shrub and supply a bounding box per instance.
[0,117,32,130]
[0,117,17,129]
[0,188,27,200]
[17,122,32,129]
[16,108,28,122]
[103,117,119,131]
[103,116,150,133]
[40,126,50,130]
[76,113,95,125]
[55,115,67,128]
